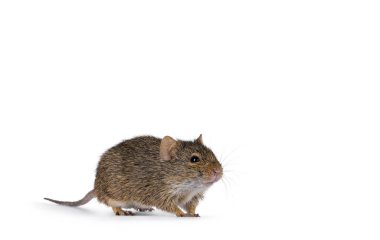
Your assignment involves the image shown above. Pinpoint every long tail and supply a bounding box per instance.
[44,190,95,207]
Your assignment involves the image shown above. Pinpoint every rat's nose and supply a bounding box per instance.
[212,168,223,181]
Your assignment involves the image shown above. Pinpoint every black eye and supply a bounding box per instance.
[190,156,200,163]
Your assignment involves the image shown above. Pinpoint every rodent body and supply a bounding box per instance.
[45,135,223,217]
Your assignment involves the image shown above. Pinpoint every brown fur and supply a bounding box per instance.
[45,135,223,217]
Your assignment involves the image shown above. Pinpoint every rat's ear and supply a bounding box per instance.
[195,134,203,144]
[160,136,177,161]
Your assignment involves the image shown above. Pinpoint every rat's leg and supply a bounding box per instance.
[112,207,134,216]
[107,199,134,216]
[184,194,203,217]
[159,204,187,217]
[184,201,199,217]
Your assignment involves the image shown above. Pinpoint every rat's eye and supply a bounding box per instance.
[190,156,200,163]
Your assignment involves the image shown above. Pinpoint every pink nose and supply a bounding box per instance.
[212,168,223,181]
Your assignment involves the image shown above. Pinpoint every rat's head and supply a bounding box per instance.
[160,134,223,189]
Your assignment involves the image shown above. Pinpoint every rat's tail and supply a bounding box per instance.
[44,190,95,207]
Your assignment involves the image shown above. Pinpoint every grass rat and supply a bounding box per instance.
[44,134,223,217]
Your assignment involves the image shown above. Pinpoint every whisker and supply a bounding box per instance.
[222,176,234,200]
[221,178,230,199]
[220,146,240,166]
[219,152,224,164]
[217,147,242,201]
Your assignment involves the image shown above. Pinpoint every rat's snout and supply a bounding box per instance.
[204,165,223,184]
[212,168,223,182]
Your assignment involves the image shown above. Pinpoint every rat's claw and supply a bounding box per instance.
[177,213,200,217]
[116,210,134,216]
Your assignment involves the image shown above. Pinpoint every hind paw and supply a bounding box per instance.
[112,207,134,216]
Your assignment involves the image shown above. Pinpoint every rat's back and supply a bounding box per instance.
[94,136,162,205]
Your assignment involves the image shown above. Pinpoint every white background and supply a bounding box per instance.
[0,1,379,239]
